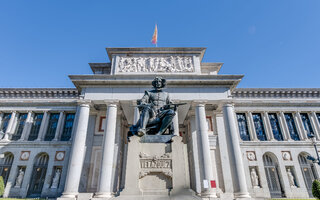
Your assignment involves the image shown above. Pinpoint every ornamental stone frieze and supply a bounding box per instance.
[117,56,194,73]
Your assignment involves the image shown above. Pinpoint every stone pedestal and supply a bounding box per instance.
[116,135,199,200]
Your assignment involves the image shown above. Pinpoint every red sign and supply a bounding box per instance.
[210,180,216,188]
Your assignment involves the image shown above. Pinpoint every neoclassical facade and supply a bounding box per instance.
[0,47,319,200]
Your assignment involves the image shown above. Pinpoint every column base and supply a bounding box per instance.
[57,192,78,200]
[92,192,113,199]
[234,192,251,199]
[200,192,218,199]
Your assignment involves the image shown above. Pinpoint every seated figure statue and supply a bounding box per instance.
[129,77,177,136]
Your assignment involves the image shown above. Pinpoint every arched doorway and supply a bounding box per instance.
[0,152,14,185]
[263,153,284,198]
[299,153,318,197]
[28,153,49,197]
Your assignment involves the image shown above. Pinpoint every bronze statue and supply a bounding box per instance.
[129,77,184,136]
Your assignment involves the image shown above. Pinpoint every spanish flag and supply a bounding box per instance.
[151,24,158,45]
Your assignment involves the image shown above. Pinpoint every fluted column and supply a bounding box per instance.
[60,101,90,199]
[19,111,33,141]
[195,103,216,198]
[94,102,118,198]
[223,103,251,199]
[294,111,308,140]
[36,111,49,141]
[311,112,320,140]
[2,111,16,141]
[262,111,275,141]
[247,112,258,141]
[53,112,65,141]
[279,112,291,141]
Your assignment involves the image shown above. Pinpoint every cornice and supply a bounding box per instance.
[69,74,244,90]
[0,88,79,99]
[233,88,320,99]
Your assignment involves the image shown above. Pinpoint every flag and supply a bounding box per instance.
[151,24,158,45]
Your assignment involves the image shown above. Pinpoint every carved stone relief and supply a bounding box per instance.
[118,56,194,73]
[247,151,256,161]
[282,151,292,161]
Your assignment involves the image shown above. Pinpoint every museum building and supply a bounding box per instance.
[0,47,319,200]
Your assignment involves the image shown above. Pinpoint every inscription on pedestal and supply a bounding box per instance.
[139,152,172,178]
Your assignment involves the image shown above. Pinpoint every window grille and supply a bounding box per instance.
[263,154,284,198]
[0,153,14,185]
[299,154,317,197]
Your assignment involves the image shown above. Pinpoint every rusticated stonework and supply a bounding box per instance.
[118,56,194,73]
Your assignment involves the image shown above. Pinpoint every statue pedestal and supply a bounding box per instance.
[117,136,199,200]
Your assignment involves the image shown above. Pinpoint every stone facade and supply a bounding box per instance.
[0,47,319,199]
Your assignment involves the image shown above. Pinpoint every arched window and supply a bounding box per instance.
[0,152,14,185]
[263,153,284,198]
[299,153,318,197]
[28,153,49,197]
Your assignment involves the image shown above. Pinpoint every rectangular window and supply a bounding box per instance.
[0,113,11,133]
[44,113,60,141]
[300,113,314,137]
[236,113,250,141]
[268,113,283,141]
[28,113,43,141]
[284,113,300,141]
[11,113,28,141]
[252,113,267,141]
[60,113,75,141]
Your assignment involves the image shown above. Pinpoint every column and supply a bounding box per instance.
[94,102,118,198]
[294,112,308,140]
[262,111,275,141]
[247,112,258,141]
[53,112,65,141]
[195,103,216,198]
[173,111,179,136]
[59,101,90,199]
[36,111,49,141]
[223,103,251,199]
[2,111,16,141]
[189,115,202,194]
[311,112,320,140]
[279,112,291,141]
[19,111,33,141]
[214,112,234,197]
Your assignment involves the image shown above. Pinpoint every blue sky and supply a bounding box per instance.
[0,0,319,88]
